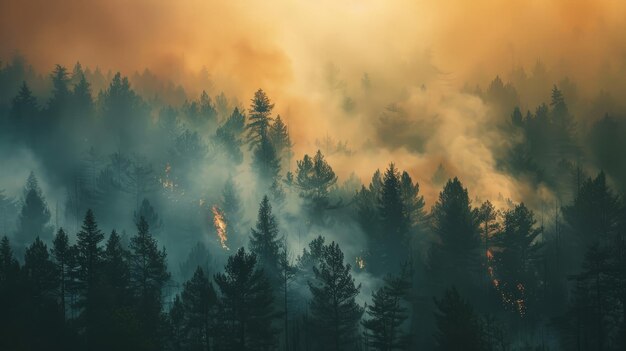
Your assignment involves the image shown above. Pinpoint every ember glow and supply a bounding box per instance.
[355,256,366,270]
[211,205,229,250]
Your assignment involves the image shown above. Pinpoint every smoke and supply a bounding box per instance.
[1,0,625,282]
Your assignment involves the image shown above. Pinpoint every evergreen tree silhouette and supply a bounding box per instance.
[214,248,279,350]
[308,241,363,351]
[16,172,53,246]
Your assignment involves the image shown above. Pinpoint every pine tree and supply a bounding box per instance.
[0,236,23,350]
[252,134,282,191]
[16,171,53,245]
[294,150,338,225]
[52,228,73,321]
[0,190,17,242]
[181,266,217,351]
[169,295,185,351]
[214,248,279,350]
[279,240,297,351]
[269,115,293,169]
[377,163,409,273]
[428,178,482,295]
[433,287,485,351]
[10,82,39,133]
[76,209,105,294]
[491,203,542,317]
[308,241,363,351]
[103,230,131,304]
[399,171,426,236]
[48,64,71,115]
[24,236,58,300]
[72,73,93,116]
[563,172,621,250]
[75,209,106,345]
[0,235,19,282]
[247,89,275,146]
[362,269,412,350]
[249,196,282,281]
[129,216,170,350]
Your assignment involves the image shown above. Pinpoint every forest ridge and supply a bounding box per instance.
[0,56,625,351]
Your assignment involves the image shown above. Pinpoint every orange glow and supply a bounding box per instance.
[211,205,229,250]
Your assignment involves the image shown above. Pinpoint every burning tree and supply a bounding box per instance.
[212,205,229,250]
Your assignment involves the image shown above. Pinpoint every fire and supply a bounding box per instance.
[486,249,494,260]
[211,205,229,250]
[355,256,366,270]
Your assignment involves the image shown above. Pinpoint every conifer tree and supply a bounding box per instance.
[247,89,275,146]
[252,134,282,191]
[362,269,412,350]
[103,230,130,304]
[269,115,293,169]
[250,196,282,280]
[433,287,485,351]
[52,228,73,321]
[214,248,279,350]
[399,171,426,236]
[294,150,338,224]
[377,163,409,272]
[75,209,106,346]
[16,172,53,245]
[48,64,71,115]
[428,178,482,295]
[181,266,217,351]
[491,203,542,317]
[10,82,39,133]
[129,216,170,350]
[308,241,363,350]
[24,237,57,299]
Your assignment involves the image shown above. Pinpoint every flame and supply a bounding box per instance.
[212,205,229,250]
[160,163,176,191]
[485,248,526,317]
[355,256,366,270]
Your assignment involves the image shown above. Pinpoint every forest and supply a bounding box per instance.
[0,53,625,351]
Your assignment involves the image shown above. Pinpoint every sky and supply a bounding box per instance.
[2,0,625,206]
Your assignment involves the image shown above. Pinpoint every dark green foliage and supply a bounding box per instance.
[16,171,53,245]
[491,203,542,317]
[428,178,482,295]
[24,237,58,300]
[562,172,621,250]
[129,216,171,350]
[252,134,282,190]
[214,247,279,350]
[250,195,282,280]
[308,241,363,351]
[52,228,73,320]
[433,287,485,351]
[215,107,246,164]
[180,267,218,350]
[184,90,218,130]
[294,150,338,224]
[376,163,410,273]
[269,115,293,169]
[362,269,412,350]
[247,89,275,146]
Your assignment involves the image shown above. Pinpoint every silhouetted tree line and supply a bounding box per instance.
[1,58,626,350]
